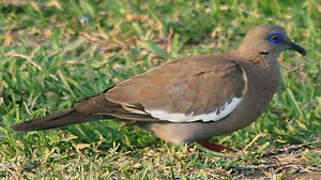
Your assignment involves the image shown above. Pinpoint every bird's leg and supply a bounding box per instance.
[200,141,231,152]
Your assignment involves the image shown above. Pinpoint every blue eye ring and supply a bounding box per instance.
[267,33,283,44]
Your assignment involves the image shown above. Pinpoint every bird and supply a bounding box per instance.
[11,24,306,152]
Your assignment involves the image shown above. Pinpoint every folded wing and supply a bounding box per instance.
[106,54,247,123]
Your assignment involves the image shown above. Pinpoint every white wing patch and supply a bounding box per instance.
[145,97,242,122]
[122,104,148,115]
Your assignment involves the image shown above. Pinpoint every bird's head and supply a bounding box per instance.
[238,24,306,60]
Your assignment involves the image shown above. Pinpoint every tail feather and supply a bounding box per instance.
[10,108,98,131]
[10,93,156,132]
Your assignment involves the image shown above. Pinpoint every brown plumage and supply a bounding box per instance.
[11,24,306,151]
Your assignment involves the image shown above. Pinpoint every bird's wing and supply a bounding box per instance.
[104,54,247,123]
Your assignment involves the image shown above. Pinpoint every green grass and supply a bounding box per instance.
[0,0,320,179]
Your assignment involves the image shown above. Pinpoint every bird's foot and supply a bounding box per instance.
[200,141,231,152]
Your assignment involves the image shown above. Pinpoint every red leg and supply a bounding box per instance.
[200,141,231,152]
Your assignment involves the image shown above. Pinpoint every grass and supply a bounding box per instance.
[0,0,320,179]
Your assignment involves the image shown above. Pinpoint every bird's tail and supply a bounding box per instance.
[10,108,99,131]
[10,92,150,132]
[10,93,116,131]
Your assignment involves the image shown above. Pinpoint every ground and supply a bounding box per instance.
[0,0,320,179]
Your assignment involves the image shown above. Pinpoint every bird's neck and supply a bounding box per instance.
[229,49,281,92]
[229,49,281,70]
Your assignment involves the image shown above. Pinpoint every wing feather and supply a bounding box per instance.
[105,54,247,123]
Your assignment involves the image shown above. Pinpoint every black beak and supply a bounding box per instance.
[286,41,306,56]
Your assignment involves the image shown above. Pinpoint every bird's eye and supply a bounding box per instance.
[272,35,279,41]
[267,33,283,44]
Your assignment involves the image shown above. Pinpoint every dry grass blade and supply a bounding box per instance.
[6,51,42,71]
